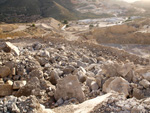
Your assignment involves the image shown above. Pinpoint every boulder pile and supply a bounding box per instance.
[0,38,150,112]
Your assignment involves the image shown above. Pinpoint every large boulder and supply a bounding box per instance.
[102,61,119,77]
[3,42,20,56]
[0,66,11,78]
[54,75,85,102]
[103,77,130,97]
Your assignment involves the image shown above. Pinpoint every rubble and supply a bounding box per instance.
[0,39,150,112]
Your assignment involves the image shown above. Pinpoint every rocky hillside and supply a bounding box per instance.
[0,37,150,112]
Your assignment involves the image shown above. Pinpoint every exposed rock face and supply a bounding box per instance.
[55,75,85,102]
[103,77,130,97]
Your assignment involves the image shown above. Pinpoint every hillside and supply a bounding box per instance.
[0,0,77,23]
[133,0,150,17]
[0,0,146,23]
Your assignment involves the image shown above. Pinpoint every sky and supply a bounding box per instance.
[122,0,140,3]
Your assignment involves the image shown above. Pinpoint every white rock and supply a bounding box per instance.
[54,75,85,102]
[4,42,20,56]
[38,50,50,57]
[103,77,130,97]
[13,81,26,89]
[117,62,134,77]
[91,81,99,91]
[142,72,150,81]
[139,79,150,88]
[6,80,13,85]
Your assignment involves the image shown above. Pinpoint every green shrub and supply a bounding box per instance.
[32,24,35,27]
[89,24,94,28]
[63,20,68,24]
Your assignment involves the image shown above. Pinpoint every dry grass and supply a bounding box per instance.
[0,24,47,38]
[0,31,27,39]
[0,24,18,33]
[81,24,150,44]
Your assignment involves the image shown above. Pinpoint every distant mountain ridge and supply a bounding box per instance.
[0,0,149,23]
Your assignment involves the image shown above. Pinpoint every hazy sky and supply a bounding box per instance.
[122,0,140,3]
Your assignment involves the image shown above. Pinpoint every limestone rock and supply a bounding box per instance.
[63,66,75,74]
[102,77,115,92]
[37,50,50,58]
[54,75,85,102]
[142,72,150,81]
[29,69,43,79]
[0,66,11,78]
[117,62,134,77]
[139,79,150,88]
[6,80,13,85]
[133,88,144,99]
[102,61,119,77]
[77,70,87,83]
[86,77,95,88]
[96,76,102,88]
[103,77,130,97]
[50,70,60,85]
[13,81,27,90]
[3,42,20,56]
[0,84,12,96]
[91,81,99,91]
